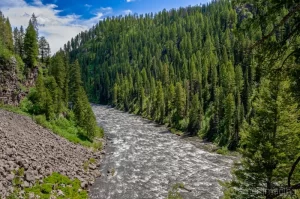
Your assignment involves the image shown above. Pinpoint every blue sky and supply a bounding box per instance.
[1,0,210,52]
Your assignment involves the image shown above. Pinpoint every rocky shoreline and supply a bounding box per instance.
[0,109,105,198]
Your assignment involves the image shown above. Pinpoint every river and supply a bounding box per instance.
[89,105,234,199]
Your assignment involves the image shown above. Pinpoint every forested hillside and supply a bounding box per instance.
[65,0,300,197]
[65,0,258,149]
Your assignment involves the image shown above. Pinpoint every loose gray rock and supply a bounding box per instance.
[25,171,35,182]
[57,190,64,196]
[6,174,14,181]
[81,181,88,189]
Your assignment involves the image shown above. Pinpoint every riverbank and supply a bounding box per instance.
[0,109,104,198]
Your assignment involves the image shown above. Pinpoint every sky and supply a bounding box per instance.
[0,0,210,53]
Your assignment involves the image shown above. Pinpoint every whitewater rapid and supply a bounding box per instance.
[89,105,234,199]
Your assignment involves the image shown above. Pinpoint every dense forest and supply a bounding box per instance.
[0,12,102,142]
[65,0,265,148]
[64,0,300,198]
[66,0,248,150]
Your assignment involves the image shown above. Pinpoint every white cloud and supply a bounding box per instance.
[126,0,135,2]
[0,0,26,7]
[123,10,132,15]
[84,4,92,9]
[1,0,108,53]
[32,0,43,6]
[97,7,112,13]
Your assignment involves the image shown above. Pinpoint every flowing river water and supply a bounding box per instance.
[89,105,235,199]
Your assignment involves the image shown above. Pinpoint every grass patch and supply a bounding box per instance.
[0,103,31,117]
[167,183,184,199]
[216,147,230,155]
[170,128,184,136]
[34,115,103,149]
[111,168,115,176]
[9,170,87,199]
[83,158,97,172]
[23,173,88,199]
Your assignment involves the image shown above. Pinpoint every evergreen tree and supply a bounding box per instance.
[19,26,25,58]
[155,81,165,123]
[24,20,38,68]
[188,94,201,135]
[13,27,20,54]
[226,78,300,199]
[39,36,50,63]
[4,18,13,51]
[173,82,185,125]
[70,60,98,139]
[31,13,39,39]
[34,70,47,114]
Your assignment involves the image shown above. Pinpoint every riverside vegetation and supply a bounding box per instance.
[0,12,104,198]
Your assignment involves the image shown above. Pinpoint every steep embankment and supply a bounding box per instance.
[0,109,103,198]
[0,57,37,106]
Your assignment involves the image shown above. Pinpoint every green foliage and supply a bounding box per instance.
[111,168,115,176]
[19,55,102,147]
[24,173,88,199]
[24,20,38,68]
[83,158,97,172]
[34,114,101,148]
[188,94,202,135]
[224,79,300,198]
[70,60,98,140]
[0,37,14,61]
[12,168,25,188]
[0,103,30,117]
[167,183,184,199]
[0,13,14,53]
[15,55,25,80]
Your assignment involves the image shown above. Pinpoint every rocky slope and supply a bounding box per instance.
[0,57,38,106]
[0,109,103,198]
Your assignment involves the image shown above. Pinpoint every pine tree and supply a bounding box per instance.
[35,71,47,114]
[31,13,39,39]
[226,78,300,199]
[24,20,38,68]
[221,93,235,147]
[4,18,13,51]
[188,94,201,135]
[113,83,119,107]
[19,26,25,58]
[13,27,20,54]
[155,81,165,123]
[139,87,145,114]
[173,82,185,125]
[70,60,98,139]
[39,36,50,63]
